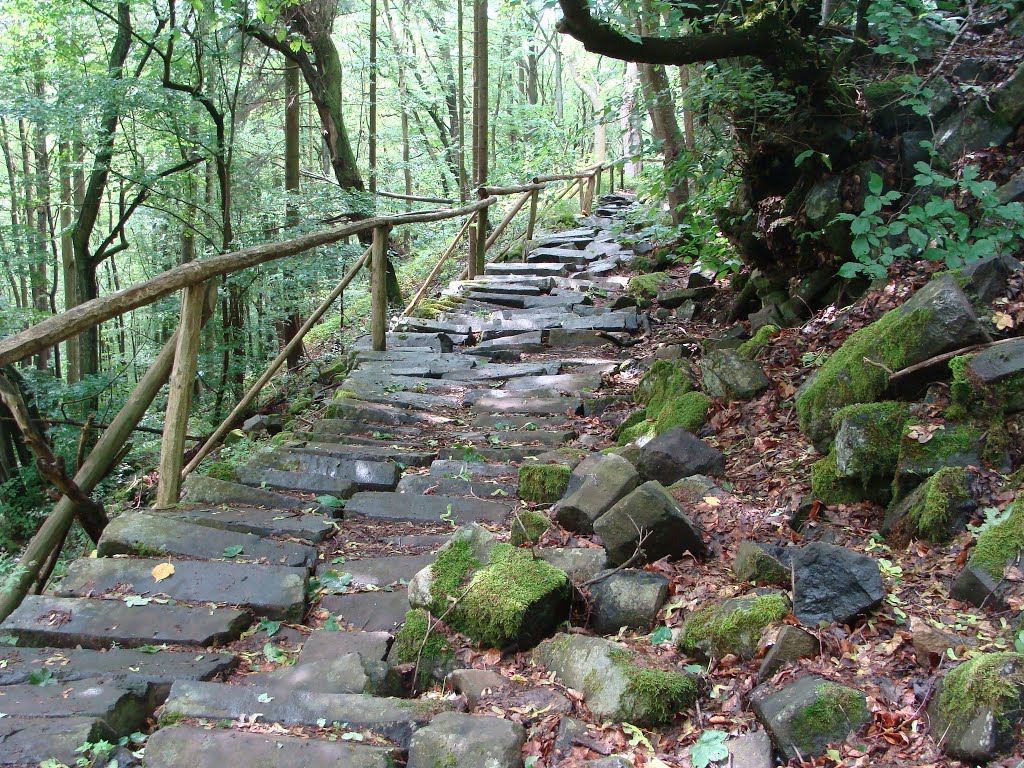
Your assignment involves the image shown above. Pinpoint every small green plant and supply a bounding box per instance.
[690,730,729,768]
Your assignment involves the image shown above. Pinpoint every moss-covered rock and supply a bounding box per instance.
[392,608,456,689]
[616,408,655,446]
[633,360,694,416]
[831,401,910,497]
[950,340,1024,415]
[882,466,975,543]
[654,391,711,434]
[204,461,240,483]
[627,272,674,299]
[733,541,792,587]
[518,463,571,504]
[970,495,1024,581]
[679,591,790,662]
[929,652,1024,762]
[810,452,864,505]
[510,510,551,547]
[795,273,989,450]
[737,324,780,359]
[891,421,990,501]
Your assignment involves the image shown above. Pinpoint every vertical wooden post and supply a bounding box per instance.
[155,283,207,508]
[371,225,390,351]
[620,162,625,191]
[524,186,539,262]
[596,165,603,199]
[586,173,597,215]
[578,176,586,211]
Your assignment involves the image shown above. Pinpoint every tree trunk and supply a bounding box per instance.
[283,58,304,370]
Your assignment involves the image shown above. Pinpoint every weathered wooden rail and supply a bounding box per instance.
[0,158,624,621]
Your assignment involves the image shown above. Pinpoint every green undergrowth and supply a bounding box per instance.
[392,608,453,665]
[428,540,481,613]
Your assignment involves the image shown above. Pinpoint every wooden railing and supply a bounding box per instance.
[0,158,624,621]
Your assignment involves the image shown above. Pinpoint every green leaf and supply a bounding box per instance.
[868,173,884,196]
[124,595,152,607]
[649,625,673,645]
[525,758,539,768]
[794,149,815,167]
[136,644,167,654]
[324,615,341,632]
[223,545,244,558]
[0,635,17,646]
[257,692,275,703]
[838,262,863,278]
[28,668,55,686]
[690,730,730,768]
[263,642,288,664]
[259,618,282,638]
[317,495,345,508]
[318,570,353,594]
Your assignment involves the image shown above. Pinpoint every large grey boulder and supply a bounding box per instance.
[634,427,725,485]
[553,453,640,534]
[408,524,498,609]
[961,253,1023,304]
[751,676,869,761]
[589,570,669,635]
[594,481,708,566]
[407,712,525,768]
[533,634,697,726]
[700,349,772,401]
[791,543,884,626]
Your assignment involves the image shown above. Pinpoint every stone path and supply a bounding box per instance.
[0,195,642,767]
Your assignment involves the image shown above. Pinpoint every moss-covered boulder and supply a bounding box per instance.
[633,360,694,416]
[950,338,1024,415]
[737,324,780,359]
[752,676,870,761]
[616,408,656,445]
[408,524,497,610]
[392,608,456,688]
[510,510,551,547]
[809,452,864,506]
[518,463,571,504]
[679,591,790,662]
[796,273,989,451]
[952,496,1024,610]
[533,633,698,726]
[928,652,1024,763]
[831,401,910,501]
[627,272,674,299]
[733,541,792,587]
[882,466,976,543]
[654,391,712,434]
[700,349,772,401]
[891,421,996,502]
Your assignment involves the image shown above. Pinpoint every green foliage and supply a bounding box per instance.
[906,467,971,542]
[654,391,712,435]
[428,540,481,613]
[517,464,570,505]
[690,730,730,768]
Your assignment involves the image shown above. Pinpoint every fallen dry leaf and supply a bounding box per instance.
[151,562,175,582]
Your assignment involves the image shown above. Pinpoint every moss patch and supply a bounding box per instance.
[679,592,790,660]
[392,608,453,665]
[634,360,694,417]
[428,540,481,613]
[453,544,569,648]
[412,297,464,320]
[616,409,656,446]
[796,306,934,448]
[831,401,910,489]
[204,461,240,483]
[511,510,551,547]
[906,466,971,541]
[938,652,1024,726]
[972,496,1024,579]
[810,453,864,505]
[738,324,780,359]
[655,391,712,434]
[790,682,869,754]
[518,463,571,504]
[627,272,674,299]
[609,648,699,724]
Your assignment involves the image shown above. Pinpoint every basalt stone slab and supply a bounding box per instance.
[590,570,670,635]
[163,506,333,542]
[160,681,446,748]
[299,630,393,664]
[466,332,544,355]
[791,542,884,626]
[554,453,640,535]
[319,554,436,589]
[0,717,111,767]
[464,387,560,405]
[480,318,555,341]
[0,646,236,696]
[634,427,726,484]
[97,513,317,568]
[407,712,526,768]
[465,291,532,308]
[236,467,357,498]
[486,262,572,278]
[355,332,455,352]
[428,459,519,479]
[255,451,403,489]
[561,312,639,333]
[528,247,594,264]
[442,362,559,381]
[397,474,518,498]
[437,445,548,463]
[0,676,147,734]
[304,420,422,438]
[58,557,307,621]
[1,595,250,649]
[286,442,436,468]
[454,281,545,295]
[451,429,576,447]
[395,318,473,336]
[535,547,609,582]
[504,372,604,393]
[357,389,463,411]
[546,329,614,347]
[318,589,413,633]
[470,414,569,430]
[345,492,511,524]
[250,654,400,696]
[181,475,314,511]
[325,398,450,425]
[471,394,582,416]
[145,726,397,768]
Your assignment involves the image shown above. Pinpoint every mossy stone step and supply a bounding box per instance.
[146,725,397,768]
[253,449,404,490]
[450,428,576,447]
[1,596,250,649]
[58,557,308,621]
[160,681,447,748]
[0,646,236,697]
[324,398,452,425]
[97,513,317,568]
[344,492,511,525]
[181,475,316,511]
[163,506,333,543]
[504,372,604,393]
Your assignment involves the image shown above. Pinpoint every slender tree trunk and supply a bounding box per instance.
[59,141,78,383]
[621,63,642,177]
[457,0,468,201]
[0,118,26,312]
[282,58,304,370]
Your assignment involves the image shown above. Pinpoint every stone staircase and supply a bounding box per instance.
[0,194,641,767]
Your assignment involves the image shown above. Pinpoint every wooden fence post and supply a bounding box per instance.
[371,225,390,351]
[524,186,539,262]
[154,283,208,508]
[471,188,488,278]
[596,165,603,199]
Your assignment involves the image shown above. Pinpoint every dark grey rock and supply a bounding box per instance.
[322,554,436,590]
[758,625,820,681]
[553,453,640,534]
[0,716,112,766]
[590,570,669,635]
[241,414,282,435]
[236,466,356,498]
[751,675,869,761]
[791,542,884,626]
[319,589,414,633]
[0,676,147,734]
[634,427,726,485]
[1,595,250,649]
[164,506,333,542]
[448,669,509,709]
[733,541,793,587]
[181,474,315,511]
[554,716,589,755]
[535,547,608,582]
[407,712,525,768]
[700,349,772,401]
[594,480,708,566]
[299,630,393,664]
[951,551,1024,612]
[253,654,400,696]
[283,441,435,467]
[960,337,1024,412]
[716,730,774,768]
[345,492,510,525]
[145,726,396,768]
[961,253,1023,303]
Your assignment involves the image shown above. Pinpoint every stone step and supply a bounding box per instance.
[159,681,445,748]
[319,589,413,633]
[504,372,604,393]
[547,328,618,348]
[285,442,436,468]
[470,414,572,430]
[436,445,548,463]
[394,317,472,336]
[450,428,576,447]
[440,361,560,382]
[462,291,533,308]
[0,646,236,699]
[301,419,422,438]
[97,513,318,568]
[0,676,148,733]
[427,459,520,479]
[451,280,545,296]
[470,394,583,416]
[236,466,356,498]
[485,262,572,278]
[562,311,639,332]
[351,351,480,372]
[527,247,595,264]
[57,557,307,621]
[343,371,458,391]
[248,452,401,492]
[325,398,451,426]
[164,506,333,542]
[299,630,393,664]
[0,716,112,766]
[479,318,556,341]
[316,553,435,588]
[465,332,544,356]
[396,474,517,498]
[354,332,457,352]
[1,595,250,649]
[146,726,397,768]
[182,475,318,511]
[345,492,511,524]
[346,389,463,411]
